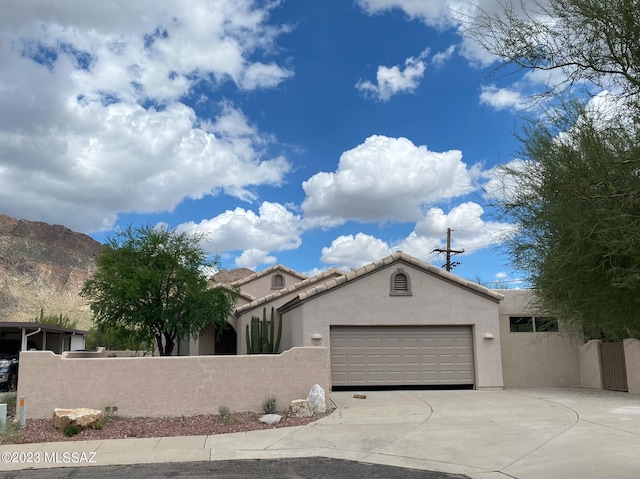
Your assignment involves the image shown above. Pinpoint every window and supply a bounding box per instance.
[535,317,559,332]
[390,268,412,296]
[271,273,285,289]
[509,316,558,333]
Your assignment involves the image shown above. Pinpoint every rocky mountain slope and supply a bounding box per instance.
[0,215,103,330]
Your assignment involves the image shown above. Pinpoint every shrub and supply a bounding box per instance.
[0,422,22,442]
[63,425,81,437]
[261,394,277,414]
[218,405,235,425]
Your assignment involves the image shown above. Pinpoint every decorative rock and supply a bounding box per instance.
[307,384,326,414]
[53,408,104,431]
[289,399,313,418]
[259,414,282,424]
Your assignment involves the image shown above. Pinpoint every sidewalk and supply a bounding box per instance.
[1,388,639,479]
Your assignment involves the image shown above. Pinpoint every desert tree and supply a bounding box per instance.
[81,224,235,355]
[466,0,640,103]
[493,100,640,339]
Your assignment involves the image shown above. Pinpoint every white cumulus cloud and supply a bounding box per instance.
[356,50,428,101]
[0,0,292,232]
[320,233,393,270]
[177,201,303,259]
[398,202,515,257]
[356,0,540,66]
[235,249,277,270]
[480,85,530,111]
[301,135,477,227]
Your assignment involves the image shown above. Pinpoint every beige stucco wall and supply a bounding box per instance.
[497,289,582,388]
[580,340,603,389]
[235,272,345,354]
[624,338,640,395]
[197,324,217,355]
[237,270,304,299]
[17,347,331,419]
[281,262,504,389]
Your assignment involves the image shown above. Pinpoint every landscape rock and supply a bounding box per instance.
[53,408,104,431]
[259,414,282,424]
[289,399,313,418]
[307,384,326,413]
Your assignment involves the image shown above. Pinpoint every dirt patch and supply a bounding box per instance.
[0,410,330,445]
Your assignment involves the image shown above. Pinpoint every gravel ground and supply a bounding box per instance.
[0,410,330,445]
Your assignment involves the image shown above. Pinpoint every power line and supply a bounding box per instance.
[432,228,464,272]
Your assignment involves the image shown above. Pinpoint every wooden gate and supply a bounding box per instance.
[599,342,628,391]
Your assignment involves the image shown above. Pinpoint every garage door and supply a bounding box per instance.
[330,326,474,387]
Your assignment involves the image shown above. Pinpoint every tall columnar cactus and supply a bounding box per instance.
[246,307,282,354]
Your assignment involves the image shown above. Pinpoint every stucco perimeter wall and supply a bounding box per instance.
[17,347,331,419]
[624,338,640,395]
[284,262,504,389]
[497,290,582,388]
[580,340,602,389]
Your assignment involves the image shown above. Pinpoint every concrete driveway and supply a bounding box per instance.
[311,388,640,479]
[1,388,639,478]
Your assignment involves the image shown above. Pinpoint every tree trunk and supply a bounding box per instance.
[162,331,175,356]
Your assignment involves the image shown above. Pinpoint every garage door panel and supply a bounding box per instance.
[331,326,474,387]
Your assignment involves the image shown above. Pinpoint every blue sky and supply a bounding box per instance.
[0,1,550,285]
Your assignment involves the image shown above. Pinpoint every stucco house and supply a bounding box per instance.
[193,252,583,390]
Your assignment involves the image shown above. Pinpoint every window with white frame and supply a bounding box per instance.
[509,316,558,332]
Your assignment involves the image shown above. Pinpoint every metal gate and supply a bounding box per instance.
[599,342,628,392]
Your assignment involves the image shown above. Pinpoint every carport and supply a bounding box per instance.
[0,322,88,354]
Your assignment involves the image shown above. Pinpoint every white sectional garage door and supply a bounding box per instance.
[330,326,474,387]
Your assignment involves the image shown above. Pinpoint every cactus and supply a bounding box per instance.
[246,307,282,354]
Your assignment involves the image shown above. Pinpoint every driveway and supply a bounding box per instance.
[1,388,639,478]
[310,388,640,479]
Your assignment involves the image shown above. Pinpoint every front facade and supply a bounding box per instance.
[196,252,582,390]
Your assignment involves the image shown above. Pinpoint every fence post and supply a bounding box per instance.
[19,396,26,429]
[0,403,6,431]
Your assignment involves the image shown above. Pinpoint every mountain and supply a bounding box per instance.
[0,215,103,330]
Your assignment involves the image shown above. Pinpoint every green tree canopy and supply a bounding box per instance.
[467,0,640,102]
[81,224,235,355]
[494,102,640,339]
[471,0,640,339]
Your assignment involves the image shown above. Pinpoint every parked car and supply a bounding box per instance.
[0,353,18,392]
[0,340,36,392]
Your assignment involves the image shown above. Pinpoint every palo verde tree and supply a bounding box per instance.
[81,224,235,355]
[469,0,640,339]
[467,0,640,103]
[493,101,640,339]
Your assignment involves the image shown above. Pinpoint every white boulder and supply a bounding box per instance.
[259,414,282,424]
[307,384,326,414]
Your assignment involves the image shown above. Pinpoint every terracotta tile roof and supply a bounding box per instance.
[228,264,308,287]
[234,267,346,315]
[281,252,504,311]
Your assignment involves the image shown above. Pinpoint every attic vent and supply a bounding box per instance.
[390,268,412,296]
[394,273,408,291]
[271,273,285,289]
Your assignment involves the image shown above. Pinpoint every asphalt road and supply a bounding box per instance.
[0,458,470,479]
